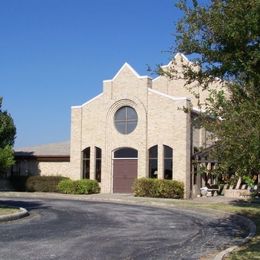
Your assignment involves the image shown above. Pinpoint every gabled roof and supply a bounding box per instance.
[153,53,192,82]
[103,62,152,83]
[15,141,70,157]
[160,53,190,69]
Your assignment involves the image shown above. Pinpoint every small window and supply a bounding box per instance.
[149,145,158,178]
[95,147,102,182]
[114,106,138,134]
[164,145,173,180]
[82,147,90,179]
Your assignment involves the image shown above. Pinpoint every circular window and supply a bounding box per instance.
[114,106,138,134]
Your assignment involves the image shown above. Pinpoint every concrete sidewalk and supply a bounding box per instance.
[0,191,241,217]
[0,191,238,204]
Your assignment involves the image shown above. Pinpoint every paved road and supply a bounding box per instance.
[0,198,247,260]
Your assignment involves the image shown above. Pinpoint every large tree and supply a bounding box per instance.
[169,0,260,180]
[0,97,16,174]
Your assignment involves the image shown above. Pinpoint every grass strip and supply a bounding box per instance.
[0,205,20,216]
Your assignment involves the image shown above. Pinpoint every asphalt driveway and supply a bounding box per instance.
[0,198,247,260]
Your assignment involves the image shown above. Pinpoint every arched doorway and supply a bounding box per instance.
[113,148,138,193]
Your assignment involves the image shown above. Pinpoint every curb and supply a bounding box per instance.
[213,215,256,260]
[0,207,29,222]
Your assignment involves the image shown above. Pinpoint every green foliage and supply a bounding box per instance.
[0,97,16,147]
[0,146,15,174]
[57,179,74,194]
[170,0,260,179]
[175,0,259,90]
[10,175,68,192]
[0,97,16,174]
[25,176,68,192]
[243,176,255,189]
[133,178,184,199]
[57,179,100,194]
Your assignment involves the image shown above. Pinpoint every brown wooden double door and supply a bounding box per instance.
[113,159,137,193]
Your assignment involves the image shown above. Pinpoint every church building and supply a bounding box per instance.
[14,53,217,198]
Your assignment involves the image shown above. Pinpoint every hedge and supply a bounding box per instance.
[26,176,68,192]
[10,175,68,192]
[57,179,100,194]
[133,178,184,199]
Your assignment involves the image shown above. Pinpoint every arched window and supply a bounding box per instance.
[164,145,173,180]
[82,147,90,179]
[114,148,138,158]
[114,106,138,134]
[149,145,158,178]
[95,147,102,182]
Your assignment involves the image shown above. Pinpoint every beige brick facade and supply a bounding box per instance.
[69,53,217,198]
[12,160,71,178]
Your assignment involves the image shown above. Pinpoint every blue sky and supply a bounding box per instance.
[0,0,182,148]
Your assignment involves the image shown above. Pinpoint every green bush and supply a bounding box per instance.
[133,178,184,199]
[25,176,68,192]
[57,179,100,194]
[57,179,74,194]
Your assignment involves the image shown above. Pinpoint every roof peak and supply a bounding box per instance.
[104,62,152,82]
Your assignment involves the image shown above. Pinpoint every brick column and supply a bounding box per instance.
[157,144,164,179]
[90,146,95,180]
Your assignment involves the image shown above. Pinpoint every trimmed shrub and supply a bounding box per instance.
[133,178,184,199]
[57,179,100,194]
[25,176,68,192]
[57,179,74,194]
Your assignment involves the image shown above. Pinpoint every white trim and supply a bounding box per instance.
[152,75,161,82]
[148,88,190,101]
[175,52,189,62]
[114,63,139,79]
[192,107,223,120]
[71,93,103,108]
[160,53,190,69]
[104,62,152,82]
[191,107,206,113]
[152,53,190,82]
